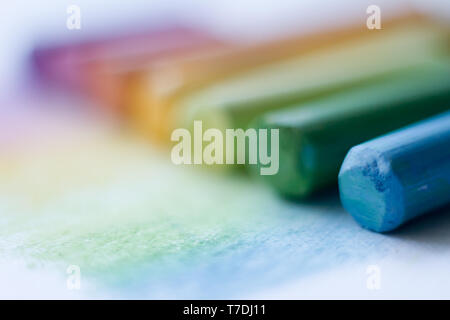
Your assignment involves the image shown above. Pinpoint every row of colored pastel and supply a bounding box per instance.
[32,12,449,232]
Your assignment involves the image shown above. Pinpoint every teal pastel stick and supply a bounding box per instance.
[339,111,450,232]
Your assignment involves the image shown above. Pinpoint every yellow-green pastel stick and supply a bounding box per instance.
[174,23,448,134]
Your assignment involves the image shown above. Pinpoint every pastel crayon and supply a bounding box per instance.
[174,21,449,141]
[339,111,450,232]
[81,33,228,114]
[253,65,450,198]
[33,26,203,86]
[32,26,226,113]
[130,13,445,143]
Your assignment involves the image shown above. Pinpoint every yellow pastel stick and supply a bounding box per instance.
[127,13,447,144]
[124,13,420,142]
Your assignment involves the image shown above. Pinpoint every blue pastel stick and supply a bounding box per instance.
[339,111,450,232]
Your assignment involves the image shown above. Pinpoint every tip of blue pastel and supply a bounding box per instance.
[338,145,405,233]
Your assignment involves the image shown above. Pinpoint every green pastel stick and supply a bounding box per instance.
[174,23,448,133]
[253,65,450,198]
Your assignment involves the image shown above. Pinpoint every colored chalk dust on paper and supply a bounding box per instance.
[0,120,449,298]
